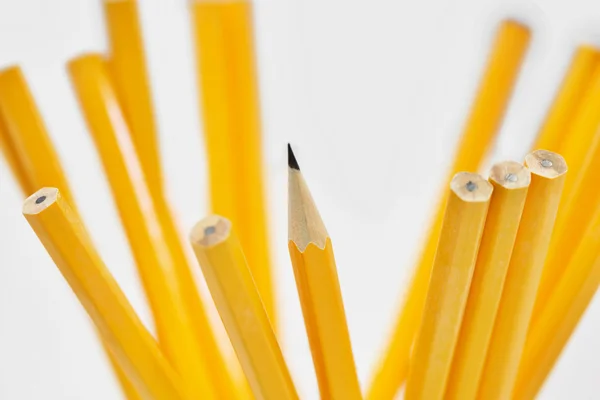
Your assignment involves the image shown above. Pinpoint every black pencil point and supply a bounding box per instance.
[288,143,300,171]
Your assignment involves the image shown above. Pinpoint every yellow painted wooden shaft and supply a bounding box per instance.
[106,2,238,396]
[0,67,75,206]
[534,138,600,322]
[477,150,567,400]
[289,240,362,400]
[557,63,600,184]
[104,0,162,198]
[191,216,299,400]
[533,60,600,317]
[445,162,530,400]
[405,172,492,400]
[533,45,600,152]
[68,54,218,400]
[23,188,188,400]
[366,20,530,399]
[191,0,275,329]
[151,197,240,399]
[0,109,32,193]
[0,65,141,400]
[514,204,600,399]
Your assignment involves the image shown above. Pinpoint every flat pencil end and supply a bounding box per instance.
[288,144,300,171]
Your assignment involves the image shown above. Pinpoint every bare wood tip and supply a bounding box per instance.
[190,215,232,248]
[489,161,531,189]
[450,172,493,202]
[23,187,59,215]
[525,150,567,179]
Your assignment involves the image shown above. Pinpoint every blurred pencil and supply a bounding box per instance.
[191,215,299,400]
[68,54,223,400]
[514,203,600,398]
[533,60,600,323]
[105,2,241,396]
[533,45,600,152]
[191,0,275,331]
[477,150,567,400]
[104,0,162,197]
[0,67,75,207]
[367,19,531,399]
[445,162,530,400]
[0,66,140,400]
[287,145,362,400]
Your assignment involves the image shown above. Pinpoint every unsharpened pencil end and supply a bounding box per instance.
[23,187,59,215]
[288,144,300,171]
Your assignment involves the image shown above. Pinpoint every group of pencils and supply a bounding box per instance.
[1,1,599,399]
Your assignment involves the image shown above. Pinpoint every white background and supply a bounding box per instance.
[0,0,599,398]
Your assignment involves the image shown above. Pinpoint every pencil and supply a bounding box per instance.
[0,67,75,207]
[513,203,600,399]
[367,19,531,400]
[287,145,362,400]
[0,65,140,400]
[0,108,31,193]
[190,215,299,400]
[533,132,600,321]
[533,45,600,152]
[105,3,241,394]
[554,61,600,184]
[406,172,493,400]
[477,150,567,400]
[191,0,275,330]
[104,0,162,198]
[532,61,600,314]
[23,188,188,400]
[68,54,220,400]
[445,162,530,400]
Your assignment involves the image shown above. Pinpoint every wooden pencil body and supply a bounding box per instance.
[534,45,600,152]
[68,54,218,400]
[366,20,530,399]
[514,204,600,398]
[445,162,530,400]
[0,67,75,205]
[191,216,299,400]
[23,189,187,400]
[104,11,240,393]
[191,0,275,329]
[534,136,600,320]
[557,65,600,182]
[288,240,362,400]
[104,0,162,198]
[406,173,492,400]
[477,150,567,400]
[0,65,141,399]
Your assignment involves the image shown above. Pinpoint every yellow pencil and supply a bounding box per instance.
[533,45,600,152]
[191,0,275,329]
[23,188,188,400]
[533,132,600,321]
[514,203,600,399]
[367,19,531,399]
[477,150,567,400]
[445,162,530,400]
[191,215,299,400]
[0,65,140,400]
[104,0,162,198]
[406,172,493,400]
[68,54,220,400]
[0,67,75,206]
[287,145,362,400]
[105,3,240,396]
